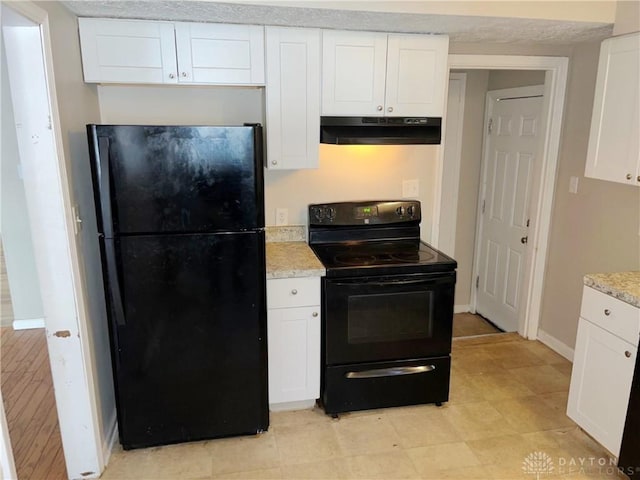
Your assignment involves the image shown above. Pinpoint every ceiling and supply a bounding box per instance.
[62,0,614,44]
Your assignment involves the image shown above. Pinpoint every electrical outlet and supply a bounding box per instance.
[275,208,288,226]
[402,179,419,198]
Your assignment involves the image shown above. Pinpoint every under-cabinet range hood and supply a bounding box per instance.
[320,116,441,145]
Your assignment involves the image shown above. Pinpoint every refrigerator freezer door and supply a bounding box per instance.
[88,125,264,235]
[101,231,268,449]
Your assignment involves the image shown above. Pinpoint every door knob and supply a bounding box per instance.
[521,236,528,244]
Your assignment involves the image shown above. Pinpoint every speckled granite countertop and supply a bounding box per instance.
[584,272,640,308]
[266,242,325,279]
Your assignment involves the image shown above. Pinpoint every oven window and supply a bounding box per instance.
[347,291,434,344]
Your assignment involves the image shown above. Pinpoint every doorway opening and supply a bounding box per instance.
[436,56,569,342]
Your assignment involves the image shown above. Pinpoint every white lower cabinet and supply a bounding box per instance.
[567,286,639,456]
[267,277,320,409]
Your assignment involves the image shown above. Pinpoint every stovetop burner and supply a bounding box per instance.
[311,239,455,277]
[308,201,457,277]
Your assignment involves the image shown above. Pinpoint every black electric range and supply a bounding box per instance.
[308,200,457,415]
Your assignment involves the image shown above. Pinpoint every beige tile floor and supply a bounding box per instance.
[102,334,624,480]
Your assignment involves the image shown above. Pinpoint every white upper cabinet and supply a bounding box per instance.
[79,18,178,84]
[78,18,265,85]
[175,23,264,85]
[265,27,320,170]
[321,30,449,117]
[585,32,640,186]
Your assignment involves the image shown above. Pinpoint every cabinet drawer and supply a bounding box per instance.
[580,286,640,346]
[267,277,320,308]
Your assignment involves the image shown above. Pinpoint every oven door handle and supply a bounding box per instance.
[333,278,440,287]
[345,365,435,379]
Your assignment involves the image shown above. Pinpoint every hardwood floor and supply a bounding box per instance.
[1,241,14,327]
[1,327,67,479]
[1,241,67,479]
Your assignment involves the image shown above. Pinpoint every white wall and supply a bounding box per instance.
[266,145,439,240]
[0,33,44,326]
[97,85,441,242]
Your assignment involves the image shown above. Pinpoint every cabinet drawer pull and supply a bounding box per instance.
[604,309,611,316]
[291,289,298,295]
[626,173,633,180]
[625,351,632,358]
[312,312,318,317]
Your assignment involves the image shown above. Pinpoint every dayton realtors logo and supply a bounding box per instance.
[522,451,554,479]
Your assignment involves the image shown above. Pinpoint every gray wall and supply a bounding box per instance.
[538,41,640,348]
[488,70,546,90]
[0,43,44,325]
[449,69,489,307]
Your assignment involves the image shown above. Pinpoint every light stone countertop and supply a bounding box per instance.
[584,271,640,308]
[266,242,325,279]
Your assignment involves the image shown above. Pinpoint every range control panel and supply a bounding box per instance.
[309,201,421,226]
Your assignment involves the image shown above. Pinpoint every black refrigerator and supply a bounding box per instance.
[87,124,268,450]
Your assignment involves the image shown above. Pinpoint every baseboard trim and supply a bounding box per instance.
[537,329,574,362]
[454,304,471,314]
[269,399,316,412]
[12,318,45,330]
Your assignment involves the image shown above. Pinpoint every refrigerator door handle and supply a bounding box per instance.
[98,136,114,238]
[103,240,126,327]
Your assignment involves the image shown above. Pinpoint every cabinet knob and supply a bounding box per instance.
[291,289,298,295]
[181,72,188,77]
[271,160,277,166]
[626,173,633,180]
[625,351,632,358]
[377,105,383,111]
[387,107,394,113]
[604,309,611,316]
[312,312,318,317]
[169,73,176,79]
[637,176,640,182]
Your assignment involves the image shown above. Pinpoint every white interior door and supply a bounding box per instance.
[475,86,544,332]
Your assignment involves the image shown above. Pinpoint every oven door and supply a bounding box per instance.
[323,272,455,365]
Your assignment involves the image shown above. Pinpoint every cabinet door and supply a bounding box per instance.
[385,34,449,117]
[585,33,640,186]
[321,30,387,116]
[267,306,320,404]
[567,318,637,455]
[265,27,320,170]
[174,23,265,85]
[78,18,178,84]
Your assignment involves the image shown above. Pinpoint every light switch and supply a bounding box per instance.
[569,176,579,194]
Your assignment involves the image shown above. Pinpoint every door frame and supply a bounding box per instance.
[2,2,106,477]
[472,84,545,333]
[433,55,569,340]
